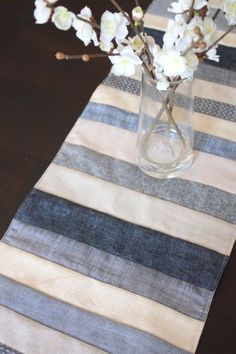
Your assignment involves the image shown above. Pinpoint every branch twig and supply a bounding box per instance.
[76,15,100,29]
[203,23,236,53]
[186,0,195,24]
[55,52,119,61]
[109,0,153,63]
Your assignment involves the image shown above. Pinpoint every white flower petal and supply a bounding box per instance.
[100,11,128,45]
[34,4,51,24]
[109,46,142,77]
[220,0,236,25]
[160,49,187,77]
[52,6,75,31]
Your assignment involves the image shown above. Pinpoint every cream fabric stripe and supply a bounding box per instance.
[144,14,236,48]
[194,79,236,106]
[0,243,204,353]
[0,305,104,354]
[90,85,236,142]
[36,163,236,256]
[67,118,236,196]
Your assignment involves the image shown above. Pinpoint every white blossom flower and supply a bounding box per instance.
[168,0,208,13]
[132,6,144,21]
[181,52,199,78]
[201,17,218,47]
[100,41,114,52]
[109,46,142,76]
[159,49,187,77]
[220,0,236,25]
[163,15,186,49]
[100,11,128,46]
[34,0,52,24]
[150,43,164,72]
[52,6,75,31]
[73,7,99,46]
[206,48,220,62]
[155,72,170,91]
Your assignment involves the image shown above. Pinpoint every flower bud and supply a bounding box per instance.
[193,26,202,36]
[198,41,207,50]
[82,54,90,62]
[132,6,144,21]
[55,52,66,60]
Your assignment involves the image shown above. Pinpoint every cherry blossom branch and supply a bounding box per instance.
[76,15,100,29]
[109,0,153,62]
[135,0,139,5]
[140,58,186,145]
[55,52,119,61]
[203,23,236,53]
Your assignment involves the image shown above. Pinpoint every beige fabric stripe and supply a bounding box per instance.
[144,13,236,48]
[65,119,236,195]
[36,163,236,256]
[0,305,104,354]
[0,243,204,353]
[195,79,236,105]
[90,85,236,142]
[92,85,140,113]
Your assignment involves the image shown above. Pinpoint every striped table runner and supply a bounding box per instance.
[0,0,236,353]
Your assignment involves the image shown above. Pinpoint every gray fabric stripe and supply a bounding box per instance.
[103,74,236,123]
[3,219,213,321]
[0,343,23,354]
[197,62,236,88]
[81,101,236,161]
[54,143,236,224]
[0,276,189,354]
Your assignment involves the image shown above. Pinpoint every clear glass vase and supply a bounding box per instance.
[136,71,194,178]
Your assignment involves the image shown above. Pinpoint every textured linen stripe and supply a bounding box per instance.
[0,342,23,354]
[0,306,104,354]
[3,219,215,321]
[14,189,228,290]
[87,92,236,143]
[0,243,204,353]
[65,119,236,195]
[103,74,236,123]
[0,275,189,354]
[83,100,236,160]
[103,70,236,107]
[144,16,236,50]
[34,162,236,256]
[54,143,236,224]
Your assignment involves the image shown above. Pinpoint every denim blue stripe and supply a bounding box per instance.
[81,102,236,161]
[0,276,188,354]
[15,189,228,291]
[3,219,213,321]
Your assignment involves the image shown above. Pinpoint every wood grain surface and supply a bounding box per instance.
[0,1,235,353]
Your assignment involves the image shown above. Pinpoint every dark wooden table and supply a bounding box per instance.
[0,1,235,353]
